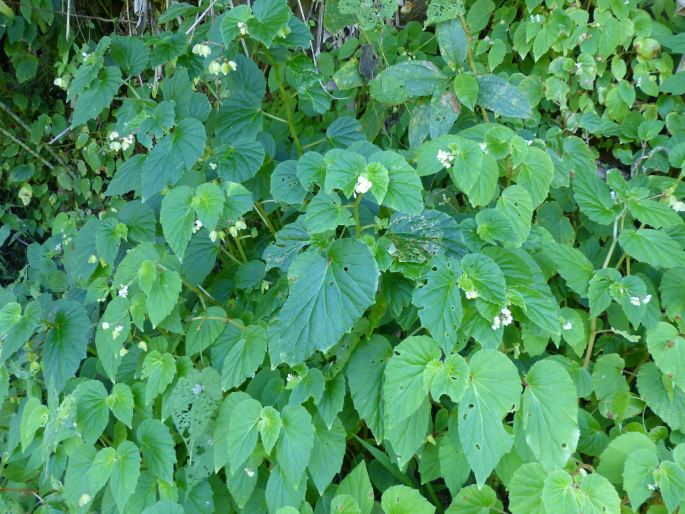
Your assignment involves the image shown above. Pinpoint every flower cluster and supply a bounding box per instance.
[208,59,237,76]
[354,174,373,195]
[437,149,455,168]
[629,294,651,306]
[492,307,513,330]
[108,131,134,152]
[192,43,212,57]
[465,290,478,299]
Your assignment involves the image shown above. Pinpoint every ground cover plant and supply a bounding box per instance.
[1,0,685,511]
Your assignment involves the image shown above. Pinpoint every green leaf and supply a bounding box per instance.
[495,185,533,246]
[296,151,326,190]
[508,462,547,514]
[380,485,435,514]
[384,336,441,430]
[259,405,282,455]
[337,461,374,514]
[271,160,307,204]
[193,183,224,230]
[142,118,206,200]
[453,73,479,111]
[324,150,367,197]
[89,447,116,494]
[623,448,659,511]
[95,297,131,382]
[572,168,618,225]
[20,397,47,451]
[476,75,532,118]
[347,335,392,443]
[140,266,182,328]
[522,360,579,470]
[72,66,121,126]
[447,484,501,513]
[370,151,424,215]
[646,322,685,392]
[224,181,254,221]
[44,301,91,393]
[370,61,449,104]
[628,198,683,229]
[217,137,265,183]
[459,349,521,486]
[596,432,656,485]
[429,353,469,403]
[309,416,346,494]
[142,351,176,404]
[437,19,467,67]
[110,441,141,513]
[654,460,685,512]
[278,239,379,363]
[160,186,195,260]
[75,380,110,445]
[137,419,176,483]
[108,383,134,427]
[0,300,41,362]
[546,243,594,296]
[217,91,263,142]
[186,307,227,356]
[247,0,292,47]
[460,252,506,309]
[637,363,685,432]
[304,191,353,234]
[412,256,462,350]
[661,268,685,321]
[219,324,267,390]
[276,404,315,485]
[618,229,685,269]
[226,398,261,473]
[514,148,553,207]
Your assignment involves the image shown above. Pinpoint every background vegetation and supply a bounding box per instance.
[1,0,685,512]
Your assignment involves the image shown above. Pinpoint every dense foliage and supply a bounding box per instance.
[2,0,685,511]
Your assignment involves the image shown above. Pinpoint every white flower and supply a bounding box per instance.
[227,60,237,71]
[119,347,128,357]
[101,322,111,330]
[109,131,120,141]
[209,230,219,242]
[192,43,212,57]
[642,294,652,305]
[78,494,92,507]
[209,162,217,170]
[235,219,247,231]
[526,139,533,146]
[208,60,222,75]
[138,341,148,351]
[193,219,203,233]
[112,325,123,339]
[118,284,129,298]
[354,174,373,195]
[54,243,62,253]
[647,483,657,491]
[228,226,238,237]
[575,62,582,70]
[437,149,454,168]
[238,22,247,35]
[629,296,641,306]
[191,383,203,395]
[465,290,478,299]
[110,141,122,152]
[88,254,98,264]
[562,321,573,330]
[286,373,295,382]
[668,195,685,212]
[53,77,66,88]
[610,191,617,201]
[636,77,642,87]
[492,316,501,330]
[81,52,89,59]
[500,307,513,325]
[244,467,255,478]
[479,142,488,152]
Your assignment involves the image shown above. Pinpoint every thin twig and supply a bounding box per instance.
[0,127,54,170]
[185,0,218,36]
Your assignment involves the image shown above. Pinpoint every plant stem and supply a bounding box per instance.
[218,243,243,265]
[353,194,363,238]
[254,203,277,236]
[0,127,55,170]
[233,234,248,262]
[273,64,303,156]
[458,14,489,122]
[262,111,288,124]
[584,210,626,368]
